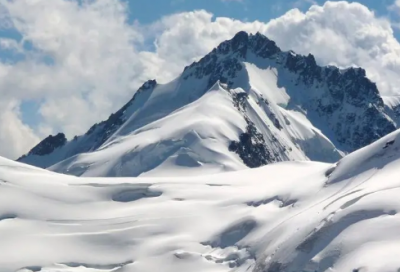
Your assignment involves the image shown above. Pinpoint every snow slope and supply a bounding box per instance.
[44,79,341,177]
[48,82,250,177]
[4,128,400,272]
[18,31,395,177]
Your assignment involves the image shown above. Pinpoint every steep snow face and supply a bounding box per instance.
[48,82,249,177]
[18,31,395,176]
[4,129,400,271]
[49,74,346,177]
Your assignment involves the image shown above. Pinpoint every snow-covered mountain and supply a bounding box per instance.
[18,31,396,177]
[4,126,400,272]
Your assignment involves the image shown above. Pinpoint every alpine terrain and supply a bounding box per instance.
[17,31,398,177]
[4,30,400,272]
[3,117,400,271]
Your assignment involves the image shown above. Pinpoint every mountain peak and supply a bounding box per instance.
[141,79,157,91]
[215,31,281,58]
[182,31,282,89]
[230,31,249,51]
[17,31,397,177]
[232,30,249,42]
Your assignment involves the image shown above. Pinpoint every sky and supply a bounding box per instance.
[1,0,400,159]
[129,0,397,25]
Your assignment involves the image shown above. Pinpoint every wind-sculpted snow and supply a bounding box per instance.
[5,129,400,271]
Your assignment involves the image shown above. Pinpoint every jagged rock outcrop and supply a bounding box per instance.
[84,79,158,150]
[229,120,274,168]
[19,133,66,159]
[228,90,274,168]
[182,31,396,153]
[18,80,157,167]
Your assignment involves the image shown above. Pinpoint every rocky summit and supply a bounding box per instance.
[17,31,397,177]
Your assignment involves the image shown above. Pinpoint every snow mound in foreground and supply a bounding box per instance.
[4,129,400,272]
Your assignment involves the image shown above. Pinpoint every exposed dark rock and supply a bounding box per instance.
[228,89,274,168]
[283,52,394,151]
[249,32,281,58]
[384,140,395,149]
[182,31,395,152]
[232,92,249,112]
[83,79,157,150]
[229,120,274,168]
[20,133,66,158]
[272,116,283,130]
[19,79,157,161]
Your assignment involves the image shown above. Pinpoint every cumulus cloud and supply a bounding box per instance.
[146,1,400,96]
[265,1,400,95]
[141,10,268,78]
[0,0,400,159]
[0,0,144,158]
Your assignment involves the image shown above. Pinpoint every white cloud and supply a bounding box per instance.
[389,0,400,13]
[0,100,39,158]
[264,1,400,95]
[0,0,400,159]
[144,1,400,96]
[141,10,268,78]
[0,0,144,158]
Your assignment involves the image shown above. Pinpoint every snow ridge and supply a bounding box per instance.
[183,31,395,151]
